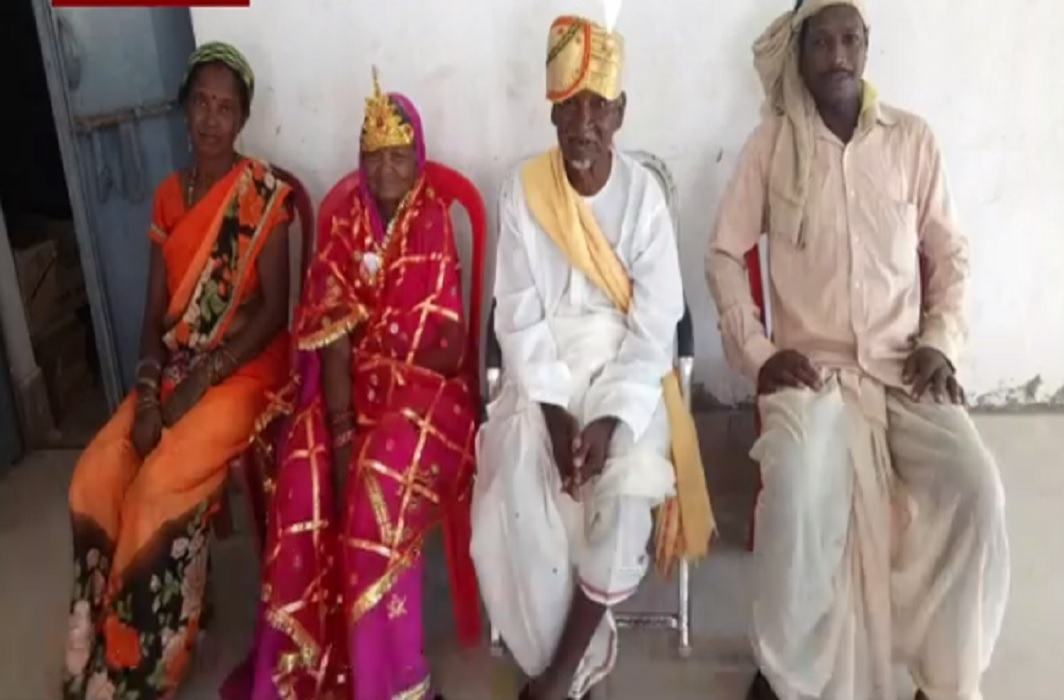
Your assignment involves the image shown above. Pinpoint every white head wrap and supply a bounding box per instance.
[752,0,871,247]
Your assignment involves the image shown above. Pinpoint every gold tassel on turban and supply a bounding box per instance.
[753,0,875,249]
[546,15,624,103]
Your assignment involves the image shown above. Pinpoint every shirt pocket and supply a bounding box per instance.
[866,195,919,278]
[767,203,838,285]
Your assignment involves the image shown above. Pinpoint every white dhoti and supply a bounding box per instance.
[751,371,1009,700]
[471,314,675,698]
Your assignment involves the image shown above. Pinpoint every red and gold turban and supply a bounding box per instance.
[545,15,624,103]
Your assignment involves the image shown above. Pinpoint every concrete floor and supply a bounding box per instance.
[0,413,1060,699]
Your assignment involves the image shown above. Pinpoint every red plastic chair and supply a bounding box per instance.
[216,166,314,546]
[744,244,930,551]
[744,245,767,552]
[422,161,488,404]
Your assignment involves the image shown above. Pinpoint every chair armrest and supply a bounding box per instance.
[677,297,694,359]
[675,298,695,409]
[485,300,502,403]
[677,356,695,410]
[485,300,501,370]
[485,367,502,405]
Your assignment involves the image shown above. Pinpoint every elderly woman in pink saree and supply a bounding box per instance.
[225,73,482,700]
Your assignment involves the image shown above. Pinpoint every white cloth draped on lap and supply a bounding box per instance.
[751,371,1009,700]
[471,313,674,698]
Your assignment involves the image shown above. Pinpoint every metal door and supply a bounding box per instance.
[32,3,195,407]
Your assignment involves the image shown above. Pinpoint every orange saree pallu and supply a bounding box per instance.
[64,158,291,700]
[233,100,480,700]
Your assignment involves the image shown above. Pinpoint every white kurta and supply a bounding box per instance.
[471,152,682,697]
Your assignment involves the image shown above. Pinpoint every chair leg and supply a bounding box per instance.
[489,624,504,657]
[215,486,235,539]
[242,452,267,553]
[678,558,691,657]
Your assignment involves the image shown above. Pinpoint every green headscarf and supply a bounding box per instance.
[181,41,255,103]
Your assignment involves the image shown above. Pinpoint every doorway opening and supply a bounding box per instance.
[1,1,107,447]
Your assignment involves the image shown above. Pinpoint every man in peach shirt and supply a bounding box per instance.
[706,2,1009,700]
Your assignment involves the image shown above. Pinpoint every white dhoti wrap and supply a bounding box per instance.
[471,314,675,697]
[752,371,1009,700]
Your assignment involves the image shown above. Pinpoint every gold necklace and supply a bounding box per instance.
[185,153,239,208]
[379,186,416,252]
[185,164,198,209]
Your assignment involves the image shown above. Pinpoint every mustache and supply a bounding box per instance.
[822,68,855,79]
[565,132,599,145]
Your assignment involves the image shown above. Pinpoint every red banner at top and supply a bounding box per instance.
[53,0,249,6]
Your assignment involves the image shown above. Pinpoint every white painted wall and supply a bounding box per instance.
[192,0,1064,405]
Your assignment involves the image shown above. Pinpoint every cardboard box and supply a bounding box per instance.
[32,314,92,421]
[11,222,88,340]
[13,238,60,338]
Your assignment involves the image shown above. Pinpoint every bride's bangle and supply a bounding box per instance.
[206,347,239,386]
[332,428,355,449]
[327,409,354,430]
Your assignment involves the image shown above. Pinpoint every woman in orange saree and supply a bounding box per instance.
[229,73,480,700]
[63,43,293,700]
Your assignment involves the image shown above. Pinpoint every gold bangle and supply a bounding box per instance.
[136,379,159,397]
[207,347,240,386]
[135,357,162,377]
[332,427,355,449]
[221,347,239,375]
[327,409,354,430]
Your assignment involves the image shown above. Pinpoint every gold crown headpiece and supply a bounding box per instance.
[361,67,415,152]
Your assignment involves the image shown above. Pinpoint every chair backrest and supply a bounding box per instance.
[272,165,314,325]
[628,150,694,359]
[628,150,679,234]
[315,164,487,399]
[317,170,362,244]
[423,160,488,401]
[745,242,769,334]
[486,150,695,370]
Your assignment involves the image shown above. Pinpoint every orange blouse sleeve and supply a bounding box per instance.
[147,173,183,246]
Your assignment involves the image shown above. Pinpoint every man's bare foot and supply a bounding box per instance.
[915,692,928,700]
[747,671,779,700]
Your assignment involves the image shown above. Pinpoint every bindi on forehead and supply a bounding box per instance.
[192,86,237,103]
[192,65,240,98]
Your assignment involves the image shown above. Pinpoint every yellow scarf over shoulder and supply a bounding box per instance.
[521,148,715,575]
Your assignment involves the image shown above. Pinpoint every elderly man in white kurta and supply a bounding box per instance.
[706,2,1009,700]
[472,15,712,700]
